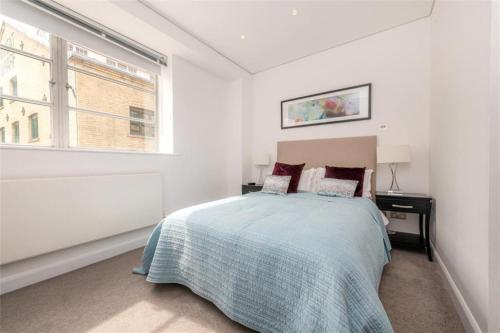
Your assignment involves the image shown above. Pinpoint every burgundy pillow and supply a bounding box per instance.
[325,166,365,197]
[272,162,305,193]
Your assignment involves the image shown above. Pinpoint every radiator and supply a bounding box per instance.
[0,173,163,265]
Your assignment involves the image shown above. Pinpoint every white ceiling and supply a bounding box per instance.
[141,0,433,74]
[54,0,249,79]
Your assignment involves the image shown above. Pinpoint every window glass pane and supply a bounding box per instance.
[67,69,155,119]
[0,15,51,59]
[0,99,51,145]
[67,43,155,91]
[69,110,155,152]
[1,51,52,102]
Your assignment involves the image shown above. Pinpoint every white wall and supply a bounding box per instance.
[167,55,241,206]
[0,55,241,293]
[429,1,492,331]
[247,19,430,233]
[489,2,500,332]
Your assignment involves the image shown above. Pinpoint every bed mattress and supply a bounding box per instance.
[135,192,393,333]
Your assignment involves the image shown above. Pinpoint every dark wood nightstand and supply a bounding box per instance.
[376,192,434,261]
[242,184,263,195]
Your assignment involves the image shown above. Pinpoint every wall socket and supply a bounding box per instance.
[390,211,407,220]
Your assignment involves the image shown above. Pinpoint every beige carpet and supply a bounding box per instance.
[0,249,464,333]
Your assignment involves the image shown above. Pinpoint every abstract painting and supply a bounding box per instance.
[281,83,371,129]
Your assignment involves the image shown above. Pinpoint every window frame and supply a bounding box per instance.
[0,20,161,153]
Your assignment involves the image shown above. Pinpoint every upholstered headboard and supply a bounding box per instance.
[277,136,377,198]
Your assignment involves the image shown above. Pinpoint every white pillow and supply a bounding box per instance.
[297,168,316,192]
[311,167,326,193]
[363,169,374,198]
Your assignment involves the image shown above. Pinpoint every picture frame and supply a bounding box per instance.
[281,83,371,129]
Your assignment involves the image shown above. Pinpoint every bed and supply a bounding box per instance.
[135,136,393,333]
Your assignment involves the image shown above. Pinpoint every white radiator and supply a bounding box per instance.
[0,173,163,265]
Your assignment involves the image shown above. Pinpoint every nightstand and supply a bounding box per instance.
[242,184,263,195]
[376,192,434,261]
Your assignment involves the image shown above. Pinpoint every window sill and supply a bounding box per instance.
[0,144,179,157]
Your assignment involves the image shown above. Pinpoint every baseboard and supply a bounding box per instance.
[0,227,153,295]
[431,245,483,333]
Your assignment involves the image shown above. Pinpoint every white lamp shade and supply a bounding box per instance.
[377,145,411,164]
[253,153,270,166]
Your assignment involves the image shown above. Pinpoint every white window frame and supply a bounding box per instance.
[0,34,161,153]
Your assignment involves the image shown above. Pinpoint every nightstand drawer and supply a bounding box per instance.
[376,197,430,213]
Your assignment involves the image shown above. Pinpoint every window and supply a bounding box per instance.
[129,107,155,137]
[1,15,52,146]
[0,14,161,152]
[11,121,19,143]
[0,127,4,143]
[29,113,38,140]
[67,43,157,152]
[9,76,17,96]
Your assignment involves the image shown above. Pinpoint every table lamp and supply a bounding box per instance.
[254,154,270,185]
[377,145,411,194]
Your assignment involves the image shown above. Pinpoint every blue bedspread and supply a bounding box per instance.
[135,192,393,333]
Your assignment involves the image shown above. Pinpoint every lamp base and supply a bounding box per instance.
[388,163,403,195]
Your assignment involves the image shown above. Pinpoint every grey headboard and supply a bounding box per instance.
[277,136,377,198]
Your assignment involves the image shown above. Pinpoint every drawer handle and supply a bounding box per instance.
[392,204,414,209]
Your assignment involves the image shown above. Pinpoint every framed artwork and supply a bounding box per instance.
[281,83,371,129]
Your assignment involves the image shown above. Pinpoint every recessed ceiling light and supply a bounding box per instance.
[291,9,298,16]
[240,34,246,40]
